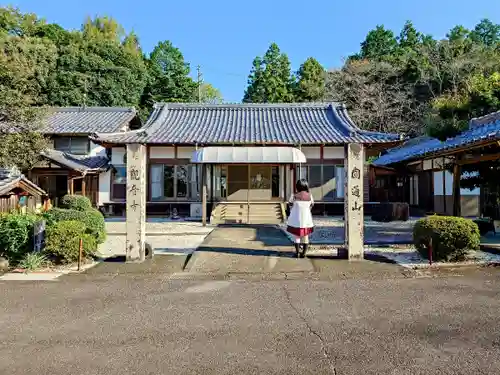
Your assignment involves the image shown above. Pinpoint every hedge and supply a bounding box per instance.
[0,213,40,262]
[43,208,106,244]
[44,220,97,263]
[413,216,480,262]
[60,195,92,211]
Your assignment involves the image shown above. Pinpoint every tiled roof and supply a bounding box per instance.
[373,116,500,166]
[42,107,139,134]
[92,103,402,145]
[0,169,46,196]
[42,150,109,173]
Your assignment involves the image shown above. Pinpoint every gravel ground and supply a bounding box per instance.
[99,220,214,257]
[280,216,417,244]
[366,246,500,269]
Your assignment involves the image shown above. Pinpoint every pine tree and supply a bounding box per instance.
[243,43,294,103]
[295,57,325,102]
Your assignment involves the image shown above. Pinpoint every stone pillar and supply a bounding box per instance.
[344,143,364,260]
[126,143,146,263]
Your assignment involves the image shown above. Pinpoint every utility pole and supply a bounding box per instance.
[83,78,87,108]
[196,65,202,103]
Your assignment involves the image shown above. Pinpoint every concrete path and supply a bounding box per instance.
[186,225,316,274]
[2,268,500,374]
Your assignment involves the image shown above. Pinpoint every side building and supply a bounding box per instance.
[92,102,402,222]
[373,111,500,218]
[30,107,142,207]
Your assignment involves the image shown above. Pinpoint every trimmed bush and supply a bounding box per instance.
[413,216,480,262]
[44,220,97,263]
[0,213,39,262]
[60,194,92,211]
[43,208,106,244]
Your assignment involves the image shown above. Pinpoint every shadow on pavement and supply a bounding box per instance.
[196,246,296,258]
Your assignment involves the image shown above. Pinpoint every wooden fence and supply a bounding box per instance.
[0,195,38,213]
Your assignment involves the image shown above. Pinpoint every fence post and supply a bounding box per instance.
[428,237,433,266]
[78,238,83,271]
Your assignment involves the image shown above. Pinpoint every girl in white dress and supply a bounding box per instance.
[287,179,314,258]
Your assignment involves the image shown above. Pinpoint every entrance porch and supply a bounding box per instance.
[192,146,307,224]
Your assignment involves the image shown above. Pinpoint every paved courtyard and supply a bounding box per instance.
[1,266,500,374]
[283,217,417,245]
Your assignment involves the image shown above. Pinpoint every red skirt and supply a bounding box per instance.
[287,226,314,237]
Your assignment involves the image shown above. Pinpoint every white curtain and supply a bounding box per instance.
[335,166,345,198]
[151,165,163,199]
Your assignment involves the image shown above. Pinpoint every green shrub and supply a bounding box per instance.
[43,208,106,244]
[0,213,40,262]
[413,216,480,262]
[18,252,48,271]
[44,220,97,263]
[60,194,92,211]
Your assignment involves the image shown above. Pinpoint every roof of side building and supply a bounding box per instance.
[41,107,140,134]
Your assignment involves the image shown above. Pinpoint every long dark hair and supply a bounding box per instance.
[295,179,310,193]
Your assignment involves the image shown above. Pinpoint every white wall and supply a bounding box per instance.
[150,146,175,159]
[301,146,320,159]
[324,146,344,159]
[98,170,111,205]
[177,146,196,159]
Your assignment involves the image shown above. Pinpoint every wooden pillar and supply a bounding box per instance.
[69,177,74,195]
[81,177,86,197]
[442,165,447,215]
[345,143,365,260]
[202,164,207,226]
[452,160,461,217]
[126,143,146,263]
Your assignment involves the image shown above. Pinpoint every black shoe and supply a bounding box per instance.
[301,244,309,258]
[294,243,301,258]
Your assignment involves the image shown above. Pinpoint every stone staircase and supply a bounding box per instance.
[210,202,286,225]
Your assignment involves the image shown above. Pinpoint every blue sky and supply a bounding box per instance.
[11,0,500,103]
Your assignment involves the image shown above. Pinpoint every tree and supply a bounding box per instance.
[81,16,125,43]
[145,40,197,103]
[0,6,44,36]
[198,83,223,104]
[470,18,500,47]
[47,37,148,107]
[243,43,295,103]
[295,57,325,102]
[359,25,398,60]
[325,59,422,135]
[397,21,422,51]
[0,34,53,169]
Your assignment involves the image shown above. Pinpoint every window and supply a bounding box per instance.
[297,164,344,200]
[272,166,280,198]
[111,166,126,200]
[150,164,200,200]
[54,137,89,155]
[163,166,174,198]
[176,165,188,198]
[323,166,336,199]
